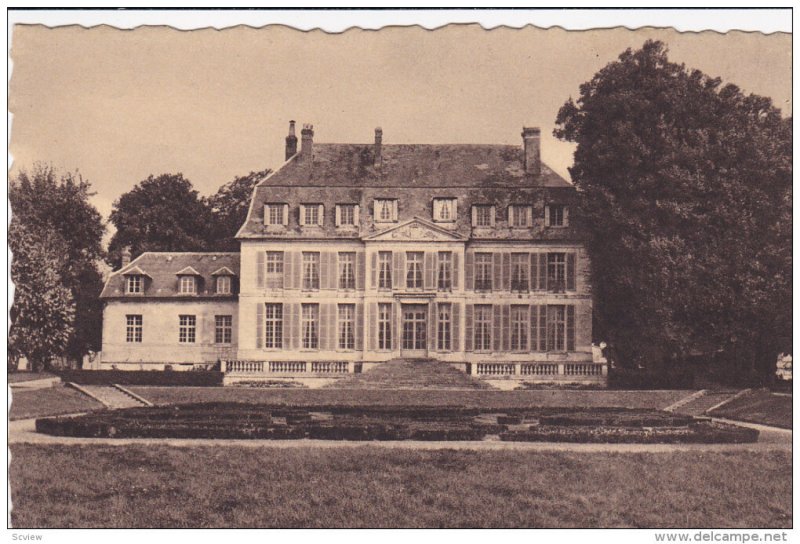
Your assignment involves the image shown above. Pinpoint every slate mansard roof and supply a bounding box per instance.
[100,252,240,300]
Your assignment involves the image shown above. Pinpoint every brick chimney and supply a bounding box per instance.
[300,124,314,159]
[374,127,383,167]
[522,127,541,176]
[121,246,131,267]
[285,120,298,160]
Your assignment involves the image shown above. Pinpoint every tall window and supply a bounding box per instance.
[266,251,284,274]
[547,253,566,292]
[338,304,355,349]
[337,204,357,226]
[338,252,356,289]
[378,251,392,289]
[126,275,142,294]
[510,306,529,351]
[474,305,492,351]
[406,252,423,289]
[475,253,493,291]
[215,315,232,344]
[302,204,322,226]
[474,205,493,227]
[216,276,231,294]
[265,204,285,226]
[547,205,567,227]
[437,252,452,291]
[433,198,457,222]
[546,305,566,351]
[511,253,529,291]
[126,315,142,343]
[179,276,196,294]
[509,205,530,227]
[265,303,283,348]
[375,199,396,222]
[378,303,392,350]
[302,252,320,290]
[301,304,319,349]
[179,315,196,343]
[437,303,452,351]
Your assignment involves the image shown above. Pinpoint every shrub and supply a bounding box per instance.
[538,411,693,427]
[608,367,694,390]
[57,369,223,387]
[500,422,758,444]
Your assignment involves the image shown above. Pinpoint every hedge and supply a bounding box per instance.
[538,411,693,427]
[607,367,695,390]
[500,422,758,444]
[57,369,224,387]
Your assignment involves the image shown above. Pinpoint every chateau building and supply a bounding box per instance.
[99,122,604,384]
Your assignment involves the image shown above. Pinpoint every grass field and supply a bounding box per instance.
[8,372,56,384]
[9,386,104,420]
[709,389,792,429]
[129,386,691,410]
[9,444,791,528]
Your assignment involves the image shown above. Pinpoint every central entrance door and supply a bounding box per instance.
[401,303,428,358]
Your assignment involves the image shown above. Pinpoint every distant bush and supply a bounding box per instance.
[500,422,758,444]
[608,366,694,389]
[57,369,223,387]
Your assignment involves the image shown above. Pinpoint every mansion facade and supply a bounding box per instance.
[99,122,604,384]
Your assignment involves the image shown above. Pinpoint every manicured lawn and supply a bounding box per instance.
[8,372,57,384]
[9,386,104,420]
[9,444,791,528]
[709,389,792,429]
[129,386,691,410]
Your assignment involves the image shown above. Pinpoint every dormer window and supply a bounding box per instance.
[216,276,231,295]
[374,199,398,223]
[335,204,359,227]
[126,275,142,294]
[179,276,196,294]
[472,205,495,227]
[300,204,324,226]
[433,198,457,222]
[509,205,532,228]
[546,205,569,227]
[264,203,288,226]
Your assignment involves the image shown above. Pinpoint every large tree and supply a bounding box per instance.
[108,173,213,268]
[205,168,271,251]
[554,40,791,376]
[10,164,106,363]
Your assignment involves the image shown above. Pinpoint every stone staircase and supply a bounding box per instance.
[325,359,494,390]
[666,389,742,417]
[67,383,152,409]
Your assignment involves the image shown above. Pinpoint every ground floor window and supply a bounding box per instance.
[126,314,142,343]
[437,303,452,351]
[265,303,283,348]
[546,305,565,351]
[378,303,392,349]
[510,305,529,351]
[474,305,492,351]
[179,315,196,344]
[338,304,355,349]
[215,315,232,344]
[301,304,319,349]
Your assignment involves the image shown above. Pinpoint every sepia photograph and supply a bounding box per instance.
[5,8,793,534]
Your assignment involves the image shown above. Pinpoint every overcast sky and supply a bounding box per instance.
[9,23,791,225]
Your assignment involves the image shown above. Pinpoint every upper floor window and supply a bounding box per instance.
[301,304,319,349]
[547,253,567,292]
[302,252,320,290]
[264,203,288,226]
[336,204,359,227]
[509,205,532,228]
[126,275,142,294]
[300,204,323,226]
[546,205,568,227]
[474,253,493,291]
[472,205,495,227]
[338,304,356,350]
[437,251,452,291]
[474,305,492,351]
[374,199,398,223]
[378,251,392,289]
[510,253,529,292]
[406,252,424,289]
[338,252,356,290]
[216,276,231,294]
[179,276,196,294]
[266,251,284,274]
[433,198,457,222]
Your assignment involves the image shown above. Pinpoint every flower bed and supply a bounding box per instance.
[57,370,224,387]
[34,403,758,443]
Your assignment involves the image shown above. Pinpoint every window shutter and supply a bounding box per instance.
[540,305,549,351]
[392,252,403,289]
[471,206,478,227]
[392,200,399,221]
[319,303,331,350]
[321,252,334,290]
[502,253,511,291]
[286,303,298,349]
[492,305,502,352]
[354,205,360,226]
[566,305,576,351]
[256,304,264,349]
[355,303,364,350]
[370,252,377,289]
[373,200,379,221]
[567,252,576,291]
[256,251,265,289]
[493,253,502,292]
[451,303,460,351]
[563,206,569,227]
[263,205,269,225]
[526,206,533,227]
[502,304,511,351]
[489,206,496,227]
[356,251,365,290]
[335,205,341,227]
[433,199,441,221]
[464,251,474,291]
[424,252,435,290]
[529,306,538,352]
[530,253,538,291]
[293,252,302,290]
[282,204,289,226]
[465,304,474,351]
[318,204,325,226]
[452,252,460,290]
[428,304,436,352]
[299,205,306,226]
[452,199,458,220]
[538,253,548,290]
[390,302,398,350]
[368,302,377,351]
[545,205,551,227]
[283,251,293,289]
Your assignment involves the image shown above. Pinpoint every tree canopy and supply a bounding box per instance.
[554,40,791,375]
[205,168,272,251]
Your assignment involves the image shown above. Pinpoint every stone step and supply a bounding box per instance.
[68,383,150,409]
[326,359,493,390]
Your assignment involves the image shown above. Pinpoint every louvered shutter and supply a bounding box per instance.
[465,252,474,291]
[263,205,269,225]
[318,204,325,226]
[355,303,364,350]
[526,206,533,227]
[424,252,435,290]
[465,304,474,351]
[392,200,399,221]
[433,199,441,221]
[538,253,548,291]
[471,206,478,227]
[489,206,496,227]
[335,205,341,227]
[293,252,302,290]
[452,252,460,290]
[451,303,460,351]
[428,304,436,352]
[566,253,576,291]
[299,205,306,226]
[492,305,502,352]
[288,303,299,349]
[321,252,334,290]
[502,253,511,291]
[545,206,551,227]
[256,303,264,349]
[356,251,366,290]
[256,251,265,289]
[529,306,538,352]
[368,302,377,350]
[322,304,335,350]
[539,305,548,351]
[392,252,403,289]
[502,305,511,351]
[530,253,538,291]
[390,302,398,350]
[373,200,379,221]
[354,205,360,226]
[566,305,576,352]
[493,253,502,292]
[282,204,289,226]
[370,252,377,289]
[563,206,569,227]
